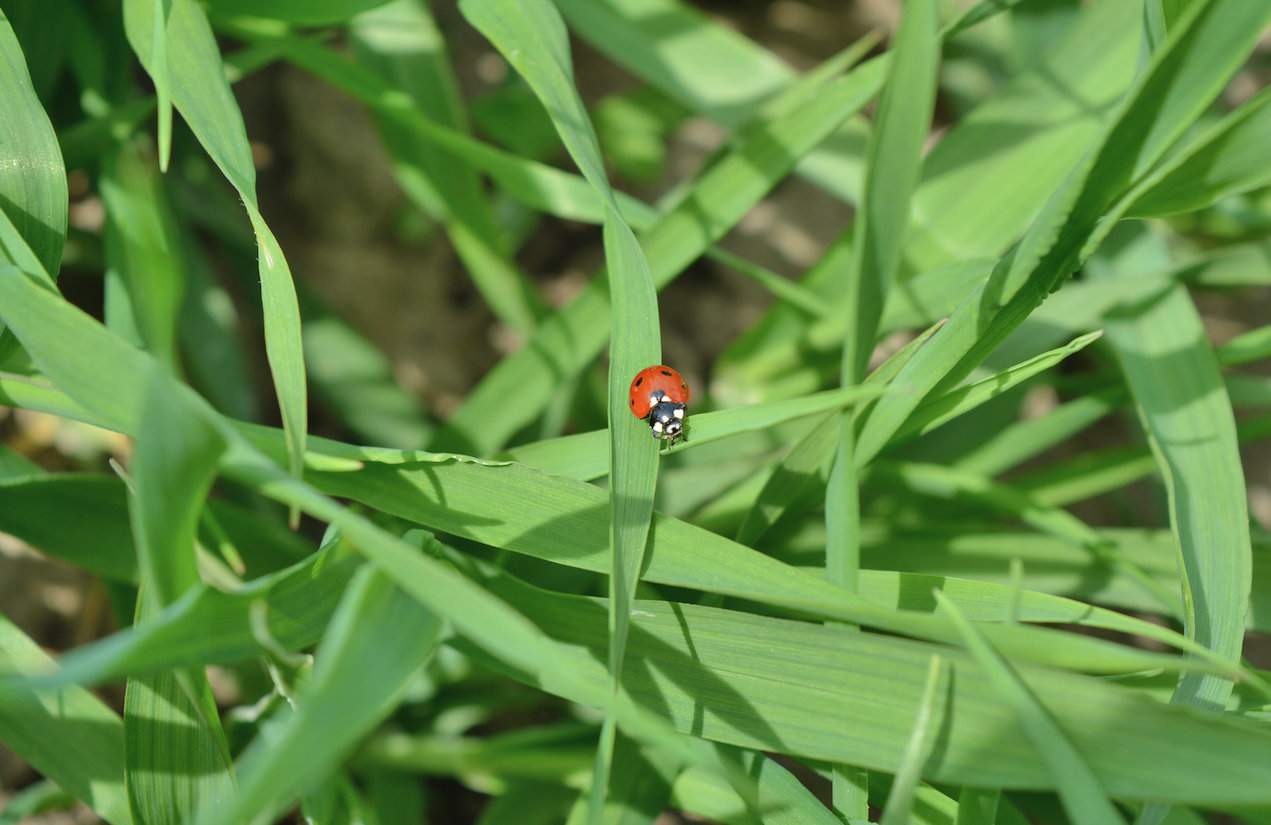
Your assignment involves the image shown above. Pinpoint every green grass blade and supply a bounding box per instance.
[878,656,945,825]
[123,0,307,489]
[1099,234,1250,711]
[147,0,172,170]
[855,0,1271,467]
[0,616,132,825]
[936,592,1127,825]
[457,1,662,816]
[350,0,547,335]
[123,368,234,825]
[1128,85,1271,218]
[470,573,1271,805]
[192,564,444,825]
[504,384,886,482]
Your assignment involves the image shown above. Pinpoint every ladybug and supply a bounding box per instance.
[628,365,690,441]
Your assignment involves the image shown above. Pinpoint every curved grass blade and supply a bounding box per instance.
[671,748,841,825]
[457,1,662,816]
[936,592,1128,825]
[1128,85,1271,218]
[503,383,887,482]
[878,657,946,825]
[123,0,307,493]
[191,564,444,825]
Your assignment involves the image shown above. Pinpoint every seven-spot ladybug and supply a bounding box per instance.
[629,365,690,441]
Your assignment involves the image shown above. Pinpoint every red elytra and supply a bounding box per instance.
[628,365,690,419]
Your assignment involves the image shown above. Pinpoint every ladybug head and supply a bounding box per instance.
[649,400,685,441]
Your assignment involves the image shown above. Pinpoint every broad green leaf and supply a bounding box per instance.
[1097,226,1250,714]
[855,0,1271,467]
[192,564,444,825]
[467,571,1271,805]
[123,0,307,487]
[206,0,393,24]
[351,0,546,335]
[0,616,132,825]
[936,593,1127,825]
[1129,86,1271,217]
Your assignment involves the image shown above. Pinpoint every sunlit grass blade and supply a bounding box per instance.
[936,592,1128,825]
[1097,226,1250,715]
[456,1,663,816]
[205,0,394,24]
[192,563,444,825]
[891,331,1100,445]
[123,0,307,491]
[504,383,886,482]
[878,656,945,825]
[1128,85,1271,218]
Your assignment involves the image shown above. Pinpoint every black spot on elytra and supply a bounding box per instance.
[660,369,672,377]
[635,376,644,387]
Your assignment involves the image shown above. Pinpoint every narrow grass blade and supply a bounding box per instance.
[561,734,674,825]
[891,331,1101,444]
[124,0,307,489]
[936,592,1127,825]
[504,384,886,482]
[0,616,132,825]
[147,0,172,170]
[457,2,662,816]
[826,30,938,814]
[191,564,444,825]
[956,788,1000,825]
[124,368,234,825]
[1128,86,1271,218]
[879,657,946,825]
[1100,239,1250,713]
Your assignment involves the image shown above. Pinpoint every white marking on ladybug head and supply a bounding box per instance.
[652,420,664,433]
[672,407,684,419]
[665,421,682,437]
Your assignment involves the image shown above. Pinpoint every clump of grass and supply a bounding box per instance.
[1,1,1270,824]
